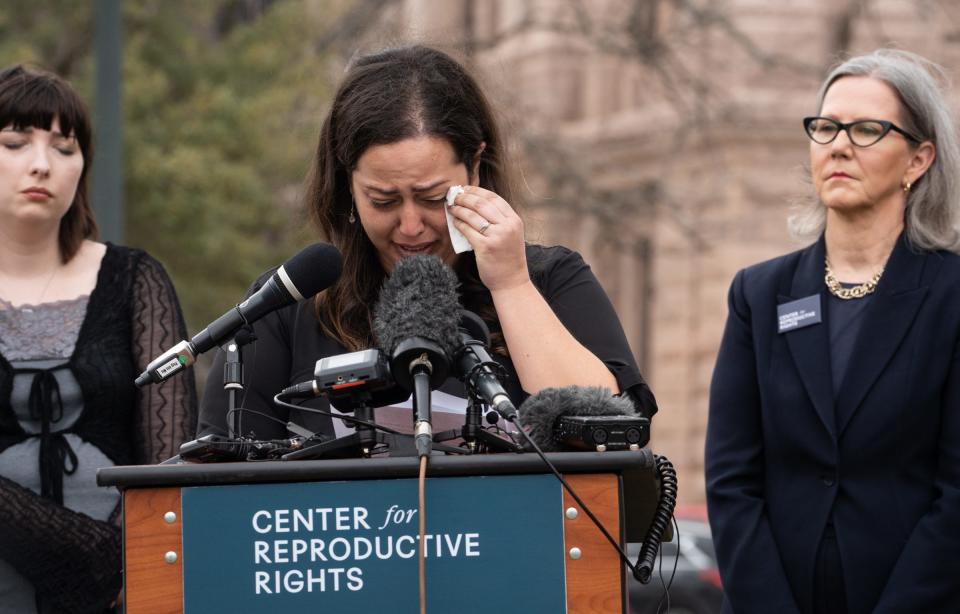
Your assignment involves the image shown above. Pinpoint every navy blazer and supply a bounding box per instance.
[706,235,960,614]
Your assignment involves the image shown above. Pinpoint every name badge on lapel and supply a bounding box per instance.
[777,294,822,333]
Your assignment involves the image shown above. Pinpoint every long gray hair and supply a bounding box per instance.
[789,49,960,253]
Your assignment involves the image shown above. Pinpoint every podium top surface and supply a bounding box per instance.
[97,449,655,489]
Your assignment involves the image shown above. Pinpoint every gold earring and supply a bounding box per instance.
[902,179,912,194]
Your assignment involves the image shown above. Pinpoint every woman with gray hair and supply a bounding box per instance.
[706,49,960,614]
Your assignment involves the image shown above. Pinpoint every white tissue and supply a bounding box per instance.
[445,185,473,254]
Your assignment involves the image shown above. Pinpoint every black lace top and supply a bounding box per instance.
[0,243,197,613]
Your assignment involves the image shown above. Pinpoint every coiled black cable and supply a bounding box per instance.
[635,454,678,583]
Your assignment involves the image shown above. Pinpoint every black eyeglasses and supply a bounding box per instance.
[803,116,922,147]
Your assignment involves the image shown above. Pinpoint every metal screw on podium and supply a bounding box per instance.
[164,551,178,564]
[565,507,579,520]
[568,547,582,560]
[163,511,177,524]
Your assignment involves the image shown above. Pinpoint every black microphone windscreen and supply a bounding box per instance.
[280,242,343,298]
[519,386,637,449]
[373,255,462,357]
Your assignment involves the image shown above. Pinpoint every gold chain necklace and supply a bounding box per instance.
[824,258,883,300]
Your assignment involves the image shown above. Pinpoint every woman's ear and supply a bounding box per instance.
[469,142,486,186]
[907,140,936,185]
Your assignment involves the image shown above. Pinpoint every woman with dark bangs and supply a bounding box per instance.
[0,65,197,613]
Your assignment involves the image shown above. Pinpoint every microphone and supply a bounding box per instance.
[135,242,343,387]
[517,386,648,452]
[454,310,518,421]
[373,255,461,456]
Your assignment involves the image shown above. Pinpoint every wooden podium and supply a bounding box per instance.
[98,450,658,614]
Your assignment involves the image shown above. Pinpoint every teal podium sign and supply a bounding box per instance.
[181,474,567,613]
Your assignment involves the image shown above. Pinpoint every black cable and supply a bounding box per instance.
[225,406,288,430]
[655,515,680,614]
[272,393,403,435]
[495,422,521,444]
[636,455,678,583]
[510,418,642,578]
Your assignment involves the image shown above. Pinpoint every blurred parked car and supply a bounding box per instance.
[627,510,723,614]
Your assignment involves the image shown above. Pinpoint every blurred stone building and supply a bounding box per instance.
[384,0,960,502]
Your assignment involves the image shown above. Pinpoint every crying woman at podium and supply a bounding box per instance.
[196,45,656,444]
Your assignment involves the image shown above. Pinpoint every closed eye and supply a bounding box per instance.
[0,134,27,149]
[369,199,398,208]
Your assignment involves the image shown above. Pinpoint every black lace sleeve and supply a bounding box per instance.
[131,253,198,463]
[0,475,122,613]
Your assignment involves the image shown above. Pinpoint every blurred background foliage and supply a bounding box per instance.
[0,0,340,330]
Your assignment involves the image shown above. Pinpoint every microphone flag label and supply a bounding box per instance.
[181,474,568,613]
[156,357,185,379]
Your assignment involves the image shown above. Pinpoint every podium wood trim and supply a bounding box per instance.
[564,474,623,614]
[124,487,183,614]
